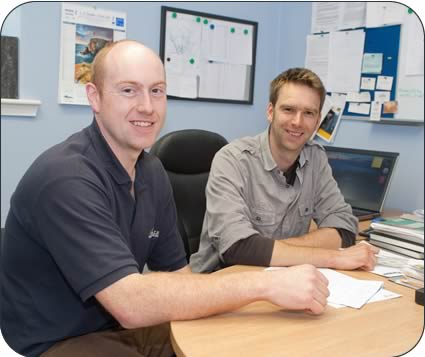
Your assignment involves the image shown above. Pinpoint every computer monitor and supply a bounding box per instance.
[324,146,399,218]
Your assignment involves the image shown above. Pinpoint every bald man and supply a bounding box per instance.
[1,41,329,357]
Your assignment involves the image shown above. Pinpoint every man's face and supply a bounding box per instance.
[87,43,167,159]
[267,82,321,157]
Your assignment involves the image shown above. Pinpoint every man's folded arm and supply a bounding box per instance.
[222,228,355,267]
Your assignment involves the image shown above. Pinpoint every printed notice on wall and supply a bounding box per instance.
[58,3,126,105]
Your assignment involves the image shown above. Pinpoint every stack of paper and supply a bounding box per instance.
[265,267,396,309]
[318,269,384,309]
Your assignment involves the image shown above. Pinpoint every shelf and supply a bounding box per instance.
[1,98,41,117]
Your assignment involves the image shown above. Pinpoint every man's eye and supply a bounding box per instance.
[283,107,293,113]
[122,88,136,96]
[152,87,165,96]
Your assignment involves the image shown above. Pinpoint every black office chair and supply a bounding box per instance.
[150,129,228,261]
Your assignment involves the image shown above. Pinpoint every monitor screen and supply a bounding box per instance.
[324,146,399,212]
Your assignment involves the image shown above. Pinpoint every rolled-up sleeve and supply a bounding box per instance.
[205,148,259,258]
[312,149,358,237]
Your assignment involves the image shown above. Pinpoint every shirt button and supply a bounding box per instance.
[255,216,262,222]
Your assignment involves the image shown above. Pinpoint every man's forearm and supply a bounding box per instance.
[270,228,342,267]
[270,240,340,267]
[96,270,267,329]
[283,227,342,249]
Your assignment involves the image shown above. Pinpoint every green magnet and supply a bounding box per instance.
[172,12,177,18]
[203,19,208,25]
[230,27,235,33]
[189,58,195,64]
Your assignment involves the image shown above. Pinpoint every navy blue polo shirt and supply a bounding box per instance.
[1,120,187,356]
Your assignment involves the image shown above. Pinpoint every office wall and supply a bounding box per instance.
[274,3,424,214]
[1,2,424,227]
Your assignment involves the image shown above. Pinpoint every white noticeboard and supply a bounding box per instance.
[58,3,126,105]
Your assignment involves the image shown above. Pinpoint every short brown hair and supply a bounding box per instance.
[90,39,141,93]
[269,68,326,111]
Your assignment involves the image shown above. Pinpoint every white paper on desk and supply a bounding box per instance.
[318,269,383,308]
[305,34,329,88]
[329,288,401,308]
[266,267,384,308]
[348,102,370,115]
[327,30,365,93]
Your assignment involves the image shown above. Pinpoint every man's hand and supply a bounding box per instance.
[332,242,380,271]
[264,264,329,315]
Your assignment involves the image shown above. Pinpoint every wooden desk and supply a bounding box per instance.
[171,269,423,357]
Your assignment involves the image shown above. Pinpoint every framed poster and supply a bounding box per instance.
[160,6,258,104]
[58,3,126,105]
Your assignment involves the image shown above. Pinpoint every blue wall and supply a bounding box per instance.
[1,2,424,227]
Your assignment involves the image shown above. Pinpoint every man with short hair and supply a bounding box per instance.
[191,67,379,273]
[1,42,330,357]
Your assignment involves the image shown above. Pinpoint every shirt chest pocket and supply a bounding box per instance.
[250,208,278,236]
[295,201,314,234]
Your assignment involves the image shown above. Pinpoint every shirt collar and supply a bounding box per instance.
[259,128,277,172]
[260,126,310,171]
[87,118,145,185]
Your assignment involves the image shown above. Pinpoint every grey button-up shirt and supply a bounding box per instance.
[190,129,358,273]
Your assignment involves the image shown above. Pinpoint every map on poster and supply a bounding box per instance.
[58,3,126,105]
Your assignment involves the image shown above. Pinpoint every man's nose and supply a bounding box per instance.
[136,91,154,114]
[291,110,303,126]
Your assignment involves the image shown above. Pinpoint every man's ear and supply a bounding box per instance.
[266,102,274,124]
[86,83,101,113]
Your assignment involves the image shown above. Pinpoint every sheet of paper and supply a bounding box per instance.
[366,2,405,28]
[360,77,376,90]
[199,61,248,101]
[347,91,371,102]
[311,2,340,33]
[348,102,370,115]
[330,93,347,108]
[376,76,394,90]
[201,20,228,63]
[340,2,366,29]
[165,12,202,74]
[329,288,401,308]
[327,30,365,93]
[305,34,329,88]
[226,22,253,65]
[318,269,384,309]
[166,73,197,98]
[362,53,383,74]
[374,91,391,103]
[370,101,382,121]
[58,3,127,105]
[405,11,424,76]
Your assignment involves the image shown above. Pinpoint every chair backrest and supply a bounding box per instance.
[150,129,228,260]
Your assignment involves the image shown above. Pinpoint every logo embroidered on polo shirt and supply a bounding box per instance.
[148,228,160,239]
